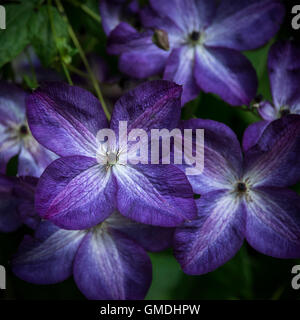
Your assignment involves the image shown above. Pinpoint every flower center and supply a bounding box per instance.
[236,182,247,193]
[19,124,29,136]
[107,151,118,166]
[190,31,200,41]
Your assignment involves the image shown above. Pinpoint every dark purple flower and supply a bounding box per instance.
[0,175,39,232]
[174,116,300,275]
[26,80,197,230]
[0,82,57,176]
[244,40,300,151]
[107,0,285,105]
[100,0,139,36]
[12,211,174,300]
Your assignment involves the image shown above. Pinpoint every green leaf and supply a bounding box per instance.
[29,6,70,67]
[0,3,34,68]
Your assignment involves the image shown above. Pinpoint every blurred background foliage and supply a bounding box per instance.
[0,0,300,300]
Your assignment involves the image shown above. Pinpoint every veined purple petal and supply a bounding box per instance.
[242,120,270,152]
[205,0,285,51]
[194,46,257,106]
[174,191,246,275]
[163,46,199,105]
[148,0,215,34]
[179,119,243,194]
[246,187,300,258]
[0,175,21,232]
[36,156,117,230]
[73,228,152,300]
[107,212,174,252]
[268,41,300,111]
[26,82,108,158]
[107,23,169,79]
[12,221,85,284]
[110,80,182,133]
[244,115,300,188]
[114,164,197,227]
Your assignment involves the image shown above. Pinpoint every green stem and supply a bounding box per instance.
[66,0,101,23]
[25,48,38,87]
[67,64,89,78]
[55,0,111,120]
[48,0,73,85]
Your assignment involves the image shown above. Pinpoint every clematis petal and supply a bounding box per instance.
[110,80,182,133]
[73,228,152,300]
[13,176,40,230]
[174,191,246,275]
[107,22,169,79]
[0,175,21,232]
[244,115,300,188]
[258,101,278,121]
[163,46,199,105]
[12,221,85,284]
[268,41,300,110]
[100,0,139,35]
[0,81,26,124]
[179,119,243,194]
[107,212,174,252]
[26,82,108,158]
[18,141,57,177]
[242,120,270,152]
[148,0,215,34]
[205,0,285,51]
[246,187,300,258]
[194,47,257,106]
[113,164,197,227]
[35,156,117,230]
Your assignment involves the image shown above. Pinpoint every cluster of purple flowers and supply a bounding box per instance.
[0,0,300,300]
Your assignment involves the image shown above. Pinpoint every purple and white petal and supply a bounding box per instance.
[258,100,278,121]
[99,0,124,35]
[244,115,300,188]
[268,41,300,110]
[107,23,169,79]
[246,187,300,258]
[114,164,196,227]
[164,46,199,105]
[205,0,285,51]
[148,0,215,34]
[0,175,21,232]
[179,119,243,194]
[0,81,26,124]
[73,228,152,300]
[107,212,174,252]
[110,80,182,133]
[12,221,85,284]
[174,191,246,275]
[36,156,117,230]
[26,82,108,158]
[242,120,270,152]
[194,46,257,106]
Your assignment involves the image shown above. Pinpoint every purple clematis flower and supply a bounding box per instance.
[174,115,300,275]
[0,82,57,177]
[12,211,174,300]
[0,174,39,232]
[107,0,285,105]
[243,40,300,151]
[26,80,197,230]
[99,0,139,36]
